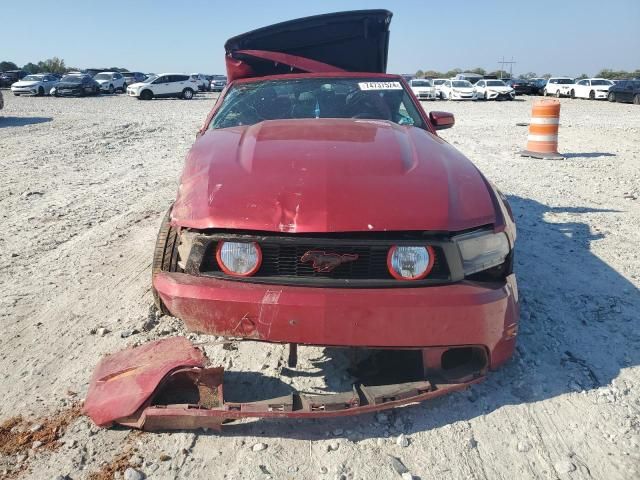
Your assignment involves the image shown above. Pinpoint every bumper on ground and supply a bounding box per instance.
[154,272,519,369]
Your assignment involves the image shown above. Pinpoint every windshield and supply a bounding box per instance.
[557,79,574,84]
[61,75,84,83]
[22,75,44,81]
[591,79,612,86]
[452,81,472,88]
[411,80,432,87]
[144,75,158,83]
[94,73,111,80]
[433,79,446,85]
[486,80,506,87]
[209,78,426,130]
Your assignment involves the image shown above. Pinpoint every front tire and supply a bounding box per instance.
[151,206,180,315]
[608,92,616,102]
[108,84,115,94]
[555,89,561,98]
[140,89,153,100]
[570,89,575,99]
[589,90,595,100]
[38,86,44,96]
[543,89,548,96]
[182,88,194,100]
[634,94,640,105]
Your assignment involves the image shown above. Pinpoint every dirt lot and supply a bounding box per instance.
[0,91,638,480]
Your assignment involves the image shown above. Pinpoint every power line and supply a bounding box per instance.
[497,56,516,79]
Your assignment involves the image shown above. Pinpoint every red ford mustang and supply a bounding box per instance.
[149,10,519,420]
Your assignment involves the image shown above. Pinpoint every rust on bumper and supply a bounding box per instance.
[84,338,487,431]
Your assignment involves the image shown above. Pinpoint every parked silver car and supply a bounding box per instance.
[10,74,59,96]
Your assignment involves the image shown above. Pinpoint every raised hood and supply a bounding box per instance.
[224,10,392,80]
[172,119,496,233]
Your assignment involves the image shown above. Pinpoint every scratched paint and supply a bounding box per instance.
[257,290,282,337]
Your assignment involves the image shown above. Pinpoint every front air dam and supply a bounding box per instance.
[84,337,489,431]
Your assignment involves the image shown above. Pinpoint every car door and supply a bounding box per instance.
[113,72,123,89]
[619,81,634,102]
[169,75,186,96]
[81,76,93,93]
[152,76,171,96]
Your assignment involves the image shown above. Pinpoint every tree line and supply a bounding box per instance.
[0,58,129,75]
[414,67,640,80]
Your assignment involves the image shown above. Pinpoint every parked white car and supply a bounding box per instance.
[409,78,436,100]
[544,77,574,97]
[567,78,614,100]
[433,78,448,98]
[127,73,199,100]
[93,72,127,94]
[190,73,209,91]
[473,79,515,101]
[440,80,476,100]
[10,74,59,96]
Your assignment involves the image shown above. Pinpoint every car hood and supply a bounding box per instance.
[172,119,496,233]
[128,82,148,88]
[12,80,41,87]
[56,81,84,88]
[95,79,110,84]
[452,87,475,93]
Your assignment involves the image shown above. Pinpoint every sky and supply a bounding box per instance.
[2,0,639,77]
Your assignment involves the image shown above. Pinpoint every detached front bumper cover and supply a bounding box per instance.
[84,337,488,431]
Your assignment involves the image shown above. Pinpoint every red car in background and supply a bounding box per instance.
[150,10,519,417]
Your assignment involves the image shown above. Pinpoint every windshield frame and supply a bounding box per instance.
[22,75,45,82]
[204,75,433,133]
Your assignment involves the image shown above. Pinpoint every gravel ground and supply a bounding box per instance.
[0,91,639,480]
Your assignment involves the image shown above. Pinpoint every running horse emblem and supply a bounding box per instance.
[300,251,359,273]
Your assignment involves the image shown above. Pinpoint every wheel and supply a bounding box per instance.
[634,94,640,105]
[13,93,19,96]
[121,83,127,93]
[570,89,575,99]
[543,89,547,97]
[38,86,44,96]
[182,88,194,100]
[140,89,153,100]
[484,91,488,101]
[151,206,180,315]
[608,92,616,102]
[589,90,595,100]
[108,84,114,94]
[555,89,561,98]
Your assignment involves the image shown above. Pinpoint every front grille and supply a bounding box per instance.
[195,235,453,287]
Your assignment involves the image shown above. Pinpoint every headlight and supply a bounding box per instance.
[387,246,435,280]
[455,231,510,275]
[216,241,262,277]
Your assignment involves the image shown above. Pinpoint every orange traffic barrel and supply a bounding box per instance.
[519,99,564,159]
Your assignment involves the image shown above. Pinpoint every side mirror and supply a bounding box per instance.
[429,111,455,130]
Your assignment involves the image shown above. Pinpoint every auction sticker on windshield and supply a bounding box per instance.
[358,82,403,90]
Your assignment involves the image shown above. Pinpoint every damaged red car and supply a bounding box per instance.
[86,10,519,431]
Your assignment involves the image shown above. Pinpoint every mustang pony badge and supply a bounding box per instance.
[300,251,359,273]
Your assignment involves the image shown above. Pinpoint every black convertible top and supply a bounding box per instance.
[224,10,393,74]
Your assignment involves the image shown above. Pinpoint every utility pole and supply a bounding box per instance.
[497,56,516,79]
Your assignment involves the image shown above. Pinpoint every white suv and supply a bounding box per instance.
[127,73,199,100]
[544,77,574,97]
[190,73,209,91]
[94,72,127,94]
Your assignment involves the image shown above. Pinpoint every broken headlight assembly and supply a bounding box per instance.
[454,230,510,276]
